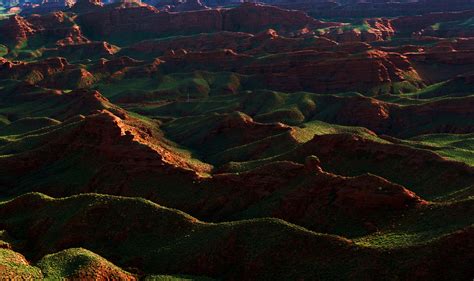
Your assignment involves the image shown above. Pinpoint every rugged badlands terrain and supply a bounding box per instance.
[0,1,473,280]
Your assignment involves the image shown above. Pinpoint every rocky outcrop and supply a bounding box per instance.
[42,68,97,89]
[272,170,424,231]
[77,5,222,37]
[0,13,89,49]
[0,56,97,89]
[91,56,151,75]
[320,18,395,43]
[241,49,422,94]
[44,41,119,60]
[324,26,382,43]
[162,112,293,159]
[161,49,252,72]
[288,133,474,197]
[77,3,341,39]
[25,12,88,45]
[0,15,36,47]
[299,94,474,137]
[221,3,339,34]
[127,39,423,94]
[366,18,395,40]
[203,160,425,232]
[0,57,70,84]
[0,107,211,197]
[125,29,338,58]
[127,31,254,56]
[148,47,422,94]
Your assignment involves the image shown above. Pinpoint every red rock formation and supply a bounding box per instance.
[42,68,97,89]
[77,5,222,37]
[335,96,391,131]
[161,112,293,158]
[273,169,423,230]
[406,39,474,65]
[408,50,474,65]
[128,31,253,56]
[161,49,252,71]
[283,133,474,199]
[77,3,341,38]
[148,43,422,94]
[247,32,339,54]
[27,12,89,45]
[323,28,364,43]
[366,18,395,40]
[0,15,36,47]
[241,49,422,94]
[0,55,97,89]
[0,12,89,48]
[55,25,90,46]
[0,57,70,84]
[45,41,119,59]
[222,3,339,34]
[320,19,394,43]
[91,56,150,75]
[127,29,338,57]
[295,94,474,137]
[393,96,474,135]
[27,11,69,29]
[193,160,425,232]
[0,106,212,197]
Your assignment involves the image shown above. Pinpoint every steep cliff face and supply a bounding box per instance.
[0,12,89,49]
[77,5,223,38]
[76,3,341,39]
[222,3,338,33]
